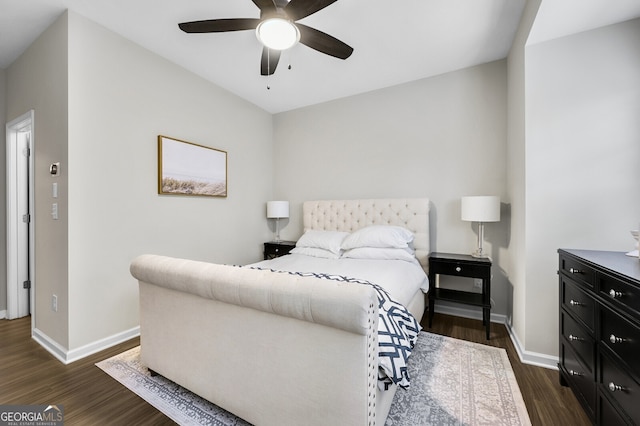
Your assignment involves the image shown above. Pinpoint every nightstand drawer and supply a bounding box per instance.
[429,259,490,279]
[263,241,296,260]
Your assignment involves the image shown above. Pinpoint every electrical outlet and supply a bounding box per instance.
[52,294,58,312]
[473,279,483,289]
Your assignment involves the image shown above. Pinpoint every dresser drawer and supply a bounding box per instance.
[558,249,640,425]
[561,311,595,371]
[561,342,596,415]
[600,353,640,423]
[600,307,640,381]
[599,393,633,426]
[561,277,596,333]
[560,255,595,289]
[599,272,640,319]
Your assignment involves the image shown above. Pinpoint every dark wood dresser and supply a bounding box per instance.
[558,249,640,425]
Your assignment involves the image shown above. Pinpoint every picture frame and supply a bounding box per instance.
[158,135,227,197]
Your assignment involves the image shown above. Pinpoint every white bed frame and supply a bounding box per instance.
[130,198,430,426]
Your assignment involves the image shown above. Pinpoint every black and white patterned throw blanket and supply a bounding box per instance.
[248,267,422,390]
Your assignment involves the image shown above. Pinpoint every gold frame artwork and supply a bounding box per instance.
[158,135,227,197]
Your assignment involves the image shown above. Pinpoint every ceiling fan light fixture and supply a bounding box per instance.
[256,18,300,50]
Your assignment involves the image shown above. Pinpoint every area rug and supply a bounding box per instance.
[96,332,531,425]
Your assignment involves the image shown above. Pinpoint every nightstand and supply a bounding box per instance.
[263,241,296,260]
[428,252,492,339]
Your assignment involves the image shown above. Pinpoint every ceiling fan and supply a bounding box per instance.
[178,0,354,76]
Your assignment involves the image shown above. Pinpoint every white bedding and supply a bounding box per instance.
[250,253,429,308]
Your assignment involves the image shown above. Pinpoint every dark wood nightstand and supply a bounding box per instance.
[428,252,492,339]
[263,241,296,260]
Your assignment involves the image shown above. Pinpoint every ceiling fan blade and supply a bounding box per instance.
[261,47,281,76]
[297,24,353,59]
[179,18,261,33]
[285,0,338,21]
[252,0,277,13]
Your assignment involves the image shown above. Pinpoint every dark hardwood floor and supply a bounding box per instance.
[0,314,590,425]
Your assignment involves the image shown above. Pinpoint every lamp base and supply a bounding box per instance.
[274,218,281,242]
[471,222,490,258]
[471,249,490,259]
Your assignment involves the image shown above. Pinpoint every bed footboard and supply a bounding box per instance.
[130,254,381,426]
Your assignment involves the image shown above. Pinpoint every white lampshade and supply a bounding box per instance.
[267,201,289,219]
[256,18,300,50]
[461,196,500,223]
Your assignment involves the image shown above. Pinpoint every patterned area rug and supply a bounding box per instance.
[96,332,531,426]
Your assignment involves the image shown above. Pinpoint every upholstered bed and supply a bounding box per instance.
[130,198,430,425]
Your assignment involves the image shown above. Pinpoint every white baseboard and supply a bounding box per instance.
[432,303,508,325]
[0,310,6,319]
[432,304,558,370]
[33,326,140,365]
[33,328,68,363]
[505,324,559,370]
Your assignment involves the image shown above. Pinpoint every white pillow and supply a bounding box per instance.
[341,225,414,250]
[290,246,341,259]
[342,247,417,263]
[296,230,350,255]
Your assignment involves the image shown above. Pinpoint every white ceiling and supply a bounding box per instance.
[1,0,639,113]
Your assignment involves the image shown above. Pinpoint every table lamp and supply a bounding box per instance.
[461,196,500,258]
[267,201,289,242]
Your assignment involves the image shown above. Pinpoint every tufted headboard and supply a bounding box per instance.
[303,198,430,270]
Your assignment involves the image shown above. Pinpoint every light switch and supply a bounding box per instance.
[52,182,58,198]
[52,203,58,220]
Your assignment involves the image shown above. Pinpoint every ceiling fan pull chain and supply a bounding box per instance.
[267,48,271,90]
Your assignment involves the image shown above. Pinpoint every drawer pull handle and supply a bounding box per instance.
[569,370,582,376]
[568,334,583,342]
[569,267,583,274]
[455,266,462,272]
[608,382,625,392]
[609,334,626,344]
[609,289,623,299]
[569,299,584,307]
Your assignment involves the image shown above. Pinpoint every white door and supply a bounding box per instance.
[6,111,34,320]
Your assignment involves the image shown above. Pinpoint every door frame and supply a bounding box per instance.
[6,110,35,329]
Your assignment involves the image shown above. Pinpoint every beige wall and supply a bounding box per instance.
[6,14,69,345]
[64,12,274,350]
[506,0,542,357]
[273,60,512,317]
[523,18,640,357]
[0,67,6,314]
[5,11,274,354]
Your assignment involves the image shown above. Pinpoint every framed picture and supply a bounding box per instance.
[158,135,227,197]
